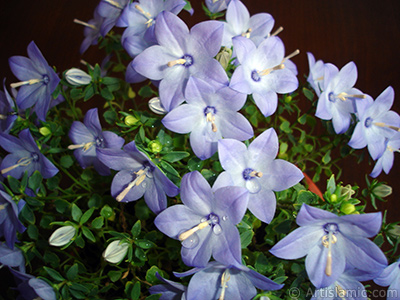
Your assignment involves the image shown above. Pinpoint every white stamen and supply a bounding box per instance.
[219,269,231,300]
[206,112,217,132]
[270,26,284,37]
[10,79,41,89]
[335,284,347,300]
[316,76,324,81]
[1,157,32,175]
[0,114,7,120]
[145,19,154,27]
[135,4,152,17]
[336,92,366,101]
[241,28,252,39]
[374,122,400,132]
[73,19,97,29]
[212,0,219,3]
[104,0,124,9]
[0,203,9,211]
[282,49,300,63]
[250,171,263,178]
[68,142,95,151]
[258,64,285,76]
[388,146,400,153]
[116,168,148,202]
[325,232,333,276]
[167,59,186,67]
[178,220,210,241]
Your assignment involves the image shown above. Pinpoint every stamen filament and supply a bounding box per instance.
[167,59,186,67]
[270,26,284,37]
[282,49,300,63]
[135,5,151,17]
[316,76,324,81]
[241,28,252,39]
[1,157,32,175]
[68,142,95,151]
[80,59,94,70]
[104,0,124,9]
[0,203,9,211]
[0,114,7,120]
[73,19,97,29]
[219,269,231,300]
[178,220,210,241]
[336,92,366,101]
[212,0,219,3]
[10,79,41,89]
[206,112,217,132]
[145,19,153,27]
[258,64,285,76]
[388,146,400,153]
[325,231,333,276]
[250,171,263,178]
[374,122,400,132]
[116,168,148,202]
[335,284,346,300]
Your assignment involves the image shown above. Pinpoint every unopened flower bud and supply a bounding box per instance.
[148,140,162,153]
[103,240,129,264]
[124,115,139,126]
[216,47,232,70]
[39,127,51,136]
[148,97,168,115]
[65,68,92,86]
[388,225,400,237]
[330,194,338,203]
[373,184,392,198]
[49,225,76,247]
[340,203,356,215]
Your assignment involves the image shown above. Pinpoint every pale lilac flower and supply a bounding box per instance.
[213,128,303,223]
[230,36,298,117]
[0,128,58,180]
[9,41,60,121]
[348,86,400,160]
[131,11,228,111]
[155,171,249,268]
[74,8,104,54]
[205,0,231,14]
[307,52,325,96]
[97,141,179,214]
[316,62,365,134]
[370,133,400,178]
[222,0,274,47]
[68,108,125,176]
[374,259,400,300]
[162,77,253,160]
[0,190,26,249]
[149,273,187,300]
[0,79,17,133]
[270,204,387,288]
[10,268,56,300]
[97,0,129,36]
[174,261,283,299]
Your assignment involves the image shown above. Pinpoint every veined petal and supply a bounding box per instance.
[332,61,358,93]
[186,265,221,299]
[262,159,303,191]
[27,41,50,74]
[96,148,143,171]
[249,13,274,42]
[218,139,247,171]
[226,0,250,34]
[69,121,94,145]
[9,56,42,81]
[110,170,146,202]
[212,171,234,191]
[246,269,284,291]
[15,83,44,110]
[180,171,212,215]
[348,123,367,149]
[232,36,256,64]
[181,225,213,267]
[190,21,224,57]
[219,111,253,140]
[102,131,125,149]
[184,76,215,104]
[39,154,59,179]
[296,204,337,226]
[374,86,395,115]
[248,128,279,161]
[374,260,400,287]
[159,76,186,111]
[253,91,278,117]
[33,93,52,121]
[162,104,201,134]
[155,11,189,54]
[0,132,25,152]
[339,212,382,237]
[84,108,102,135]
[143,178,167,214]
[214,186,248,224]
[212,219,242,268]
[189,125,219,160]
[247,189,276,223]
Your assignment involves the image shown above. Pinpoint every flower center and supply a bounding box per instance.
[364,117,373,128]
[42,75,50,85]
[328,92,336,103]
[242,168,263,180]
[31,152,39,162]
[322,223,339,277]
[241,28,252,38]
[251,70,261,82]
[167,54,194,68]
[204,106,218,132]
[95,137,104,147]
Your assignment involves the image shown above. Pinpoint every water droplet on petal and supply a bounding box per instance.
[201,217,207,223]
[213,224,222,235]
[245,179,261,194]
[222,216,228,221]
[181,232,199,249]
[141,182,147,188]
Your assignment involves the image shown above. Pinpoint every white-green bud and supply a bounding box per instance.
[148,97,168,115]
[65,68,92,86]
[103,240,129,264]
[373,184,392,198]
[216,47,232,70]
[48,225,76,247]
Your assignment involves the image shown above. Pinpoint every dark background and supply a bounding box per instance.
[0,0,399,297]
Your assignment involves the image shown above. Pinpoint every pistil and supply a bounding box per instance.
[116,168,149,202]
[282,49,300,63]
[270,26,284,37]
[336,92,366,101]
[218,269,231,300]
[178,220,210,241]
[167,59,187,67]
[104,0,124,9]
[0,203,9,211]
[249,171,263,178]
[335,284,346,300]
[1,157,33,175]
[0,114,7,120]
[322,232,337,276]
[258,64,285,76]
[73,19,97,29]
[68,142,95,151]
[374,122,400,132]
[135,5,152,17]
[10,79,41,89]
[206,112,217,132]
[241,28,252,39]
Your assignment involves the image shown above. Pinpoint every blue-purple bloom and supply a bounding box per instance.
[162,77,253,160]
[221,0,274,48]
[97,141,179,214]
[68,108,125,176]
[0,190,26,249]
[174,261,283,299]
[0,242,25,272]
[370,133,400,178]
[270,204,387,289]
[213,128,303,223]
[75,8,104,54]
[316,62,365,134]
[205,0,231,14]
[0,128,58,180]
[149,272,187,300]
[374,259,400,300]
[131,11,228,111]
[9,41,60,121]
[97,0,129,36]
[0,79,17,133]
[155,171,249,268]
[10,268,56,300]
[230,36,298,117]
[348,86,400,160]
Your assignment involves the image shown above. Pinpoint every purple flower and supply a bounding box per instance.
[97,141,179,214]
[68,108,125,176]
[0,128,58,180]
[307,52,325,97]
[374,259,400,300]
[162,77,253,160]
[213,128,303,223]
[205,0,231,14]
[270,204,387,289]
[0,190,26,249]
[0,242,25,272]
[348,86,400,160]
[370,133,400,178]
[230,36,298,117]
[131,11,228,111]
[149,272,187,300]
[221,0,275,48]
[155,171,248,268]
[74,8,104,54]
[9,41,60,121]
[0,79,17,133]
[174,261,283,299]
[97,0,129,36]
[316,62,365,134]
[10,268,56,300]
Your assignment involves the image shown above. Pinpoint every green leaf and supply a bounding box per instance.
[60,155,74,168]
[162,151,190,163]
[131,282,141,300]
[135,200,150,221]
[74,233,85,248]
[146,295,161,300]
[135,239,155,249]
[92,64,102,80]
[71,204,83,222]
[20,205,35,224]
[7,175,21,194]
[88,194,102,208]
[104,110,118,125]
[187,157,204,172]
[83,83,96,101]
[135,247,147,261]
[303,87,314,100]
[102,77,120,92]
[28,171,43,191]
[44,266,65,282]
[255,252,269,274]
[322,150,331,165]
[279,120,291,133]
[46,175,61,190]
[100,205,113,219]
[55,199,70,214]
[80,207,95,224]
[100,88,114,101]
[82,227,96,243]
[240,229,254,248]
[298,114,307,125]
[70,88,83,100]
[145,266,164,284]
[131,220,141,237]
[27,224,39,240]
[138,86,154,98]
[91,216,104,229]
[67,263,79,281]
[108,270,122,282]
